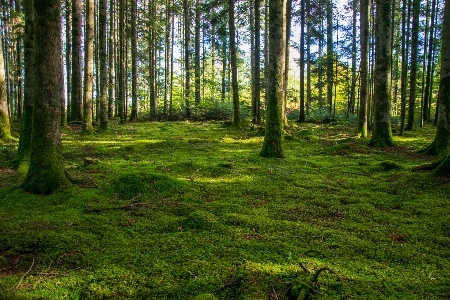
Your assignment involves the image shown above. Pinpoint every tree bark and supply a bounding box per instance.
[260,0,285,158]
[129,0,138,121]
[184,0,191,117]
[22,0,70,194]
[0,35,12,141]
[229,0,240,128]
[299,0,305,122]
[326,0,333,115]
[194,0,201,104]
[98,0,108,129]
[358,0,369,137]
[370,0,394,147]
[82,0,94,134]
[405,0,419,130]
[70,0,82,121]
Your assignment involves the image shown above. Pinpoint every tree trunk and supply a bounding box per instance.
[65,0,71,122]
[98,0,108,129]
[164,0,172,116]
[370,0,394,147]
[108,0,115,119]
[129,0,138,121]
[405,0,419,130]
[358,0,369,137]
[423,0,437,123]
[349,0,357,115]
[283,0,291,124]
[229,0,240,128]
[184,0,191,117]
[0,35,12,141]
[299,0,305,122]
[260,0,285,158]
[82,0,94,134]
[254,0,261,124]
[19,0,35,156]
[22,0,69,194]
[70,0,82,121]
[326,0,333,115]
[400,0,411,135]
[306,0,311,115]
[195,0,201,104]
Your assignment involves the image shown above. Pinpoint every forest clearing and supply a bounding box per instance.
[0,120,449,299]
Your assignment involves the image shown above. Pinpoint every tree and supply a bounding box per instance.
[326,0,334,114]
[130,0,138,121]
[370,0,394,147]
[184,0,191,117]
[0,36,12,141]
[22,0,70,194]
[405,0,420,130]
[229,0,240,128]
[82,0,95,134]
[108,0,116,119]
[70,0,82,121]
[426,0,450,175]
[357,0,369,137]
[299,0,306,122]
[18,0,35,158]
[195,0,201,104]
[98,0,108,129]
[261,0,285,158]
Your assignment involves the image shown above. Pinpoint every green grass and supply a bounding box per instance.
[0,120,449,299]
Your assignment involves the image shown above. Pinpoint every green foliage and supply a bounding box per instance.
[0,121,449,299]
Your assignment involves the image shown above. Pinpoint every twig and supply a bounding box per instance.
[83,201,191,213]
[299,262,310,274]
[12,256,35,290]
[311,267,344,283]
[188,271,198,280]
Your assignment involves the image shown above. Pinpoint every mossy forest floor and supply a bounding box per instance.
[0,120,449,299]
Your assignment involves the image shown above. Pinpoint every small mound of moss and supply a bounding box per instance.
[114,171,188,199]
[296,129,315,140]
[374,161,403,172]
[181,210,220,231]
[192,293,218,300]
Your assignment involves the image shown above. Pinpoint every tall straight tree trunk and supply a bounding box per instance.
[306,0,311,115]
[250,0,255,121]
[82,0,94,134]
[254,0,261,124]
[400,0,411,135]
[358,0,369,137]
[405,0,420,130]
[318,3,323,108]
[15,0,22,120]
[229,0,240,128]
[98,0,108,129]
[221,33,227,102]
[130,0,138,121]
[19,0,35,156]
[299,0,305,122]
[184,0,191,117]
[164,0,172,116]
[264,0,269,106]
[108,0,116,119]
[326,0,333,115]
[65,0,71,122]
[349,0,357,115]
[22,0,69,194]
[423,0,437,123]
[283,0,291,124]
[431,0,450,174]
[261,0,285,158]
[118,0,125,122]
[0,36,12,141]
[71,0,82,121]
[370,0,394,147]
[194,0,201,104]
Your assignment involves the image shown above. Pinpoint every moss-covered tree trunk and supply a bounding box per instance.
[22,0,70,194]
[370,0,394,147]
[326,0,334,115]
[254,0,261,124]
[18,0,35,158]
[82,0,94,134]
[260,0,285,158]
[229,0,240,128]
[0,34,12,141]
[427,0,450,160]
[357,0,369,137]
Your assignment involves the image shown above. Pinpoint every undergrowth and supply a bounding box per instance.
[0,120,449,299]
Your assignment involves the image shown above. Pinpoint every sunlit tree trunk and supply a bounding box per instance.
[184,0,191,117]
[358,0,369,137]
[326,0,333,115]
[0,36,12,141]
[349,0,357,115]
[261,0,285,158]
[400,0,411,135]
[370,0,394,147]
[108,0,115,119]
[130,0,138,121]
[229,0,240,128]
[423,0,437,123]
[65,0,71,122]
[98,0,108,129]
[283,0,291,124]
[82,0,94,134]
[299,0,305,122]
[164,0,172,116]
[195,0,201,104]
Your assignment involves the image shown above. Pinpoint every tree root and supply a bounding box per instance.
[297,263,343,300]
